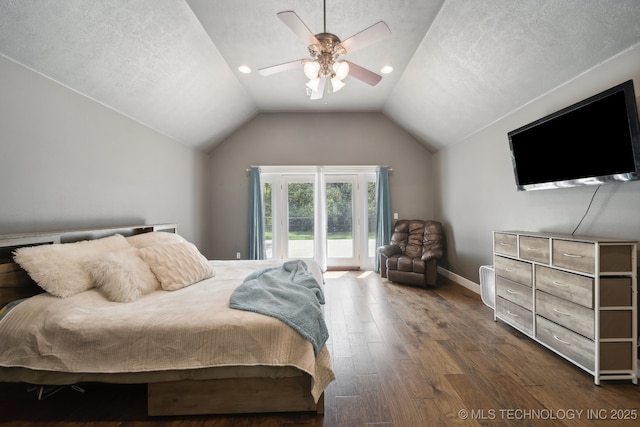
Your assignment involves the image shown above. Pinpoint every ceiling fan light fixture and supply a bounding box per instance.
[333,60,349,80]
[381,65,393,74]
[262,5,391,100]
[303,61,321,79]
[306,78,320,92]
[330,77,345,93]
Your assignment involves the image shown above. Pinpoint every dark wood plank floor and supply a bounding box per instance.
[0,271,638,426]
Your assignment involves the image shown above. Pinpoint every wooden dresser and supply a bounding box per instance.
[493,231,637,384]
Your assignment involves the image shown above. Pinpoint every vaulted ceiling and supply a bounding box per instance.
[1,1,640,152]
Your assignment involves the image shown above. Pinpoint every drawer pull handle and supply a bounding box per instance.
[553,334,571,345]
[505,268,516,272]
[507,289,519,295]
[506,310,519,318]
[526,247,539,251]
[552,280,569,288]
[553,308,571,316]
[499,242,511,246]
[562,253,583,258]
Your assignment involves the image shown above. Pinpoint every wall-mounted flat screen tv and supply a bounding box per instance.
[508,80,640,191]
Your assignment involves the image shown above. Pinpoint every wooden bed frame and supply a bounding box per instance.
[0,224,324,417]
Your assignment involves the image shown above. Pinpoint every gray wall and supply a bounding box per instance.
[206,112,433,259]
[434,43,640,285]
[6,38,639,279]
[0,55,207,246]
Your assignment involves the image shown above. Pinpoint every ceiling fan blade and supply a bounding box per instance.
[310,77,326,100]
[258,59,306,76]
[340,21,391,54]
[277,11,320,47]
[345,61,382,86]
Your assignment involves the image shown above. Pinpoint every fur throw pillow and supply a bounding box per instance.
[87,247,160,302]
[13,234,131,298]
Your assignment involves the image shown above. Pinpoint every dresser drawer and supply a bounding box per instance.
[601,342,634,370]
[600,277,633,307]
[535,265,593,308]
[519,236,550,263]
[600,310,633,339]
[536,316,594,371]
[552,240,595,274]
[496,297,533,335]
[494,256,532,286]
[494,233,518,257]
[496,276,533,310]
[600,244,634,273]
[536,291,594,339]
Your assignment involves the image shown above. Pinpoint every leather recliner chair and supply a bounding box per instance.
[377,219,444,287]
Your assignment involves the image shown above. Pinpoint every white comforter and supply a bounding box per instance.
[0,260,333,401]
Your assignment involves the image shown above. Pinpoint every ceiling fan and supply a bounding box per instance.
[258,0,391,100]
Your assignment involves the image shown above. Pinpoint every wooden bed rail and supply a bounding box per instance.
[148,376,323,416]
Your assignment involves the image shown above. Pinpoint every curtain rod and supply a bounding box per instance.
[245,166,392,172]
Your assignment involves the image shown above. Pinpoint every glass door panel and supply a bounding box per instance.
[325,175,359,267]
[263,182,273,259]
[326,181,354,259]
[367,181,376,258]
[287,181,314,259]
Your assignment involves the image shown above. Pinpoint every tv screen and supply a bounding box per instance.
[508,80,640,191]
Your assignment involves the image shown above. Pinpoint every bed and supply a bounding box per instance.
[0,224,334,416]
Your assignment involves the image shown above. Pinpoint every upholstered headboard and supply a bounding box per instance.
[0,223,177,306]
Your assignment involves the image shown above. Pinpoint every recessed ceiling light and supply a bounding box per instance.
[238,65,251,74]
[381,65,393,74]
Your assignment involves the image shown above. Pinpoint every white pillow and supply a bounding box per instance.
[87,247,160,302]
[13,234,132,298]
[126,232,186,249]
[138,242,214,291]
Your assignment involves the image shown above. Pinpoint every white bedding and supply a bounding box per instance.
[0,259,333,401]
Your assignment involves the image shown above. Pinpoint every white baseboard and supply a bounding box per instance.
[437,266,480,294]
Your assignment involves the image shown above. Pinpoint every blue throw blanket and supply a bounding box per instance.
[229,260,328,355]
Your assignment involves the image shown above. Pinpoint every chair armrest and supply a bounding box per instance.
[421,248,443,261]
[378,245,402,257]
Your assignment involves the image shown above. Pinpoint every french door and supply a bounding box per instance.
[284,176,316,259]
[325,174,375,269]
[262,167,376,270]
[263,173,317,261]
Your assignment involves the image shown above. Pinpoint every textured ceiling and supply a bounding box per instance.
[1,1,640,152]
